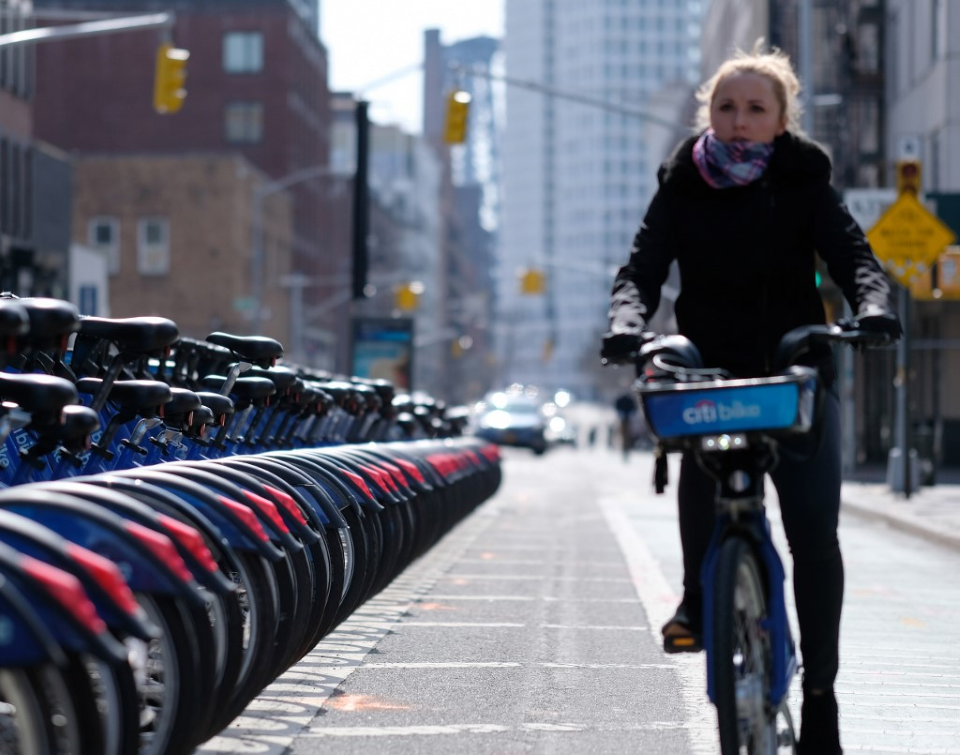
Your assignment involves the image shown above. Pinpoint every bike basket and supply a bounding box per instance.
[637,369,818,440]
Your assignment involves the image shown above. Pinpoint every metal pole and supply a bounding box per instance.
[798,0,814,135]
[352,101,370,300]
[889,285,912,497]
[0,12,172,48]
[250,191,266,334]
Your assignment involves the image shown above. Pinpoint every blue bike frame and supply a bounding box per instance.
[701,511,798,707]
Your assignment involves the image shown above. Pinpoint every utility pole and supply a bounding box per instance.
[352,100,370,301]
[798,0,814,135]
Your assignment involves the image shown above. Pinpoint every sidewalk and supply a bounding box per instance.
[841,468,960,552]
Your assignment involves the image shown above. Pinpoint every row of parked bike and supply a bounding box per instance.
[0,295,502,755]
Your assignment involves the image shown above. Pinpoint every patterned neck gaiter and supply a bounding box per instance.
[692,129,775,189]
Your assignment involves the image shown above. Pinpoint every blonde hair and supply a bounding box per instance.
[694,40,803,134]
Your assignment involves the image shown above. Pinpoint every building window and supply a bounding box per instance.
[88,217,121,274]
[223,31,264,73]
[225,102,264,144]
[77,285,98,316]
[137,217,170,276]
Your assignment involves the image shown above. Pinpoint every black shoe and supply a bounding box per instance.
[797,687,842,754]
[661,601,702,654]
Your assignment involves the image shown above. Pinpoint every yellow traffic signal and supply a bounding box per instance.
[896,159,921,196]
[519,268,546,295]
[153,43,189,114]
[444,90,471,144]
[394,281,423,311]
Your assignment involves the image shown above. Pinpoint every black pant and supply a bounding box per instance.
[677,389,843,690]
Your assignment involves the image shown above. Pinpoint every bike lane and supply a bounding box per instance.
[199,448,699,754]
[614,450,960,755]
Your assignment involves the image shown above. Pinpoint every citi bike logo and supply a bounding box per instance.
[682,398,762,426]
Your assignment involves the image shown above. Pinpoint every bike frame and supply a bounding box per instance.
[637,358,819,725]
[697,448,798,708]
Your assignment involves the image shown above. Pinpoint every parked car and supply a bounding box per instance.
[472,390,548,455]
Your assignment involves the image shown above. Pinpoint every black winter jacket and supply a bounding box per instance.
[608,131,895,380]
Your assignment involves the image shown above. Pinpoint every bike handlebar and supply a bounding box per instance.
[626,321,893,382]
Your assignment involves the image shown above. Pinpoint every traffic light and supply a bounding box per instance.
[443,90,471,144]
[896,159,922,196]
[394,281,423,311]
[519,268,546,294]
[153,43,189,114]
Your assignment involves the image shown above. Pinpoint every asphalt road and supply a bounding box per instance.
[198,444,960,755]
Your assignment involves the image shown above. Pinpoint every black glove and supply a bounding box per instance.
[601,330,644,364]
[854,309,902,341]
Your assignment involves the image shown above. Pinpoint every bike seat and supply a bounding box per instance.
[205,332,283,367]
[0,372,78,414]
[188,405,215,431]
[206,375,277,404]
[296,384,320,411]
[78,378,172,411]
[245,365,299,394]
[17,298,81,342]
[195,391,235,421]
[58,404,100,442]
[79,316,180,354]
[161,387,203,418]
[0,299,28,339]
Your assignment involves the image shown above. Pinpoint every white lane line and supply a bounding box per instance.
[596,492,718,755]
[419,594,536,601]
[458,558,626,567]
[359,661,677,670]
[540,624,649,631]
[397,621,527,628]
[439,574,633,582]
[300,720,691,738]
[360,662,522,669]
[198,498,508,753]
[419,594,641,603]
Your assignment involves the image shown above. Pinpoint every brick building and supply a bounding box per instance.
[31,0,337,359]
[72,153,292,342]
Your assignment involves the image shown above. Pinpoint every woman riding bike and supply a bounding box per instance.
[601,42,901,755]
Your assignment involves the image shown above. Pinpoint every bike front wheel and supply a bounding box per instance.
[713,536,795,754]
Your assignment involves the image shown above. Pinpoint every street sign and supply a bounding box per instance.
[866,192,957,287]
[897,134,921,160]
[938,248,960,297]
[845,188,897,232]
[910,246,960,301]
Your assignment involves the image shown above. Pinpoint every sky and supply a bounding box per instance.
[320,1,504,134]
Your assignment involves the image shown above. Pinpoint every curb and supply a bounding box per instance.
[841,498,960,553]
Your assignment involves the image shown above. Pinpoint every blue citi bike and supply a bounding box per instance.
[629,321,890,754]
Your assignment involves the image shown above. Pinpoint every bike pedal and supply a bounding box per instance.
[663,635,703,654]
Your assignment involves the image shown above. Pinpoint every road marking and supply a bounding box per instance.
[358,661,678,670]
[397,621,527,628]
[299,720,692,738]
[420,594,536,601]
[198,492,507,753]
[438,573,633,582]
[458,557,626,567]
[420,594,641,603]
[597,492,719,754]
[324,693,412,712]
[540,623,649,631]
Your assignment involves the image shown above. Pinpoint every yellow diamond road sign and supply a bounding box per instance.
[867,192,957,286]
